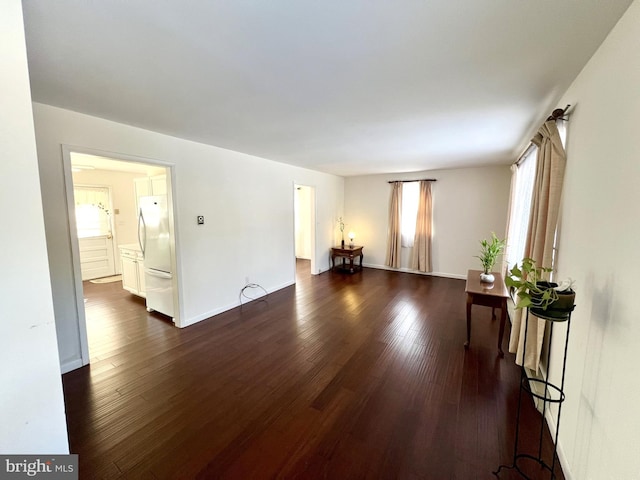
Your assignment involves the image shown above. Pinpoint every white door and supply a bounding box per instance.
[78,236,116,280]
[293,184,317,274]
[294,186,312,259]
[74,186,116,280]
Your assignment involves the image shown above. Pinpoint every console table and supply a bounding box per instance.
[464,269,509,357]
[330,245,363,273]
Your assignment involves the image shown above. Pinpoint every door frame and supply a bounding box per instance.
[61,144,183,368]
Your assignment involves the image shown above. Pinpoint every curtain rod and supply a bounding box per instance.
[387,179,436,184]
[547,104,571,121]
[513,104,572,165]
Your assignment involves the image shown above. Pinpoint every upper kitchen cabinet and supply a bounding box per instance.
[134,174,167,212]
[150,175,167,195]
[134,174,166,198]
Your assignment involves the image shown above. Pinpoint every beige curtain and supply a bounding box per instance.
[509,120,567,371]
[411,181,433,272]
[385,182,403,268]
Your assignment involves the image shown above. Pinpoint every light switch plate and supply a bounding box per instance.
[197,215,205,225]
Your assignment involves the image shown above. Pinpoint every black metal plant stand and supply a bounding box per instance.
[494,304,574,479]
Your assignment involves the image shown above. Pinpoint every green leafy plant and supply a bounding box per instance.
[505,258,574,311]
[475,232,506,274]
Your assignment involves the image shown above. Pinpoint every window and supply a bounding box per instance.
[506,119,567,274]
[401,181,419,247]
[74,186,112,238]
[556,118,567,146]
[505,145,537,272]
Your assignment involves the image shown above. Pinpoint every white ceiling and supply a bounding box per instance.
[23,0,633,177]
[70,152,165,175]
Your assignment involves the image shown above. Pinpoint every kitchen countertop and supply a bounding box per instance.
[119,243,142,252]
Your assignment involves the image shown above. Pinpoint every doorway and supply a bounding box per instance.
[64,148,180,367]
[293,184,316,278]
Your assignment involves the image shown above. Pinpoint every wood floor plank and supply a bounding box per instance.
[63,260,564,479]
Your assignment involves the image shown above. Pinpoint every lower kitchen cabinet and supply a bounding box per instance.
[119,244,146,298]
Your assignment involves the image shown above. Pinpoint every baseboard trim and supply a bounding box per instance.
[60,358,84,374]
[181,280,295,328]
[543,406,573,480]
[361,262,466,280]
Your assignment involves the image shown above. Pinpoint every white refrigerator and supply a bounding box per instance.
[138,195,174,319]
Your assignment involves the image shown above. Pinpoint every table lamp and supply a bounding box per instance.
[348,231,355,247]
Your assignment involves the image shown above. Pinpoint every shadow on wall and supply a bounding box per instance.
[573,272,613,478]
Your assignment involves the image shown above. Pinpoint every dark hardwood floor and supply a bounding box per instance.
[63,261,563,479]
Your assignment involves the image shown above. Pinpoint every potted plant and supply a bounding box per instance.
[475,232,506,283]
[505,257,575,320]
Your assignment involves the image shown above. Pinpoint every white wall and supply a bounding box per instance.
[345,166,511,278]
[547,1,640,478]
[33,103,344,371]
[0,0,68,453]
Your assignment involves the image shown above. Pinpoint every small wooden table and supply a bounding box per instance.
[464,269,509,357]
[331,245,364,273]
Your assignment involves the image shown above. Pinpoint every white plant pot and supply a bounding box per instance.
[480,272,495,283]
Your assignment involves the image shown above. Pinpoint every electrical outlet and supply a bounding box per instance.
[197,215,205,225]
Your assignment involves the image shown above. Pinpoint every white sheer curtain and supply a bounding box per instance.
[505,146,537,273]
[401,181,419,247]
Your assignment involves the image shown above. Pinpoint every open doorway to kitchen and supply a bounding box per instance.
[293,184,316,280]
[64,148,180,368]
